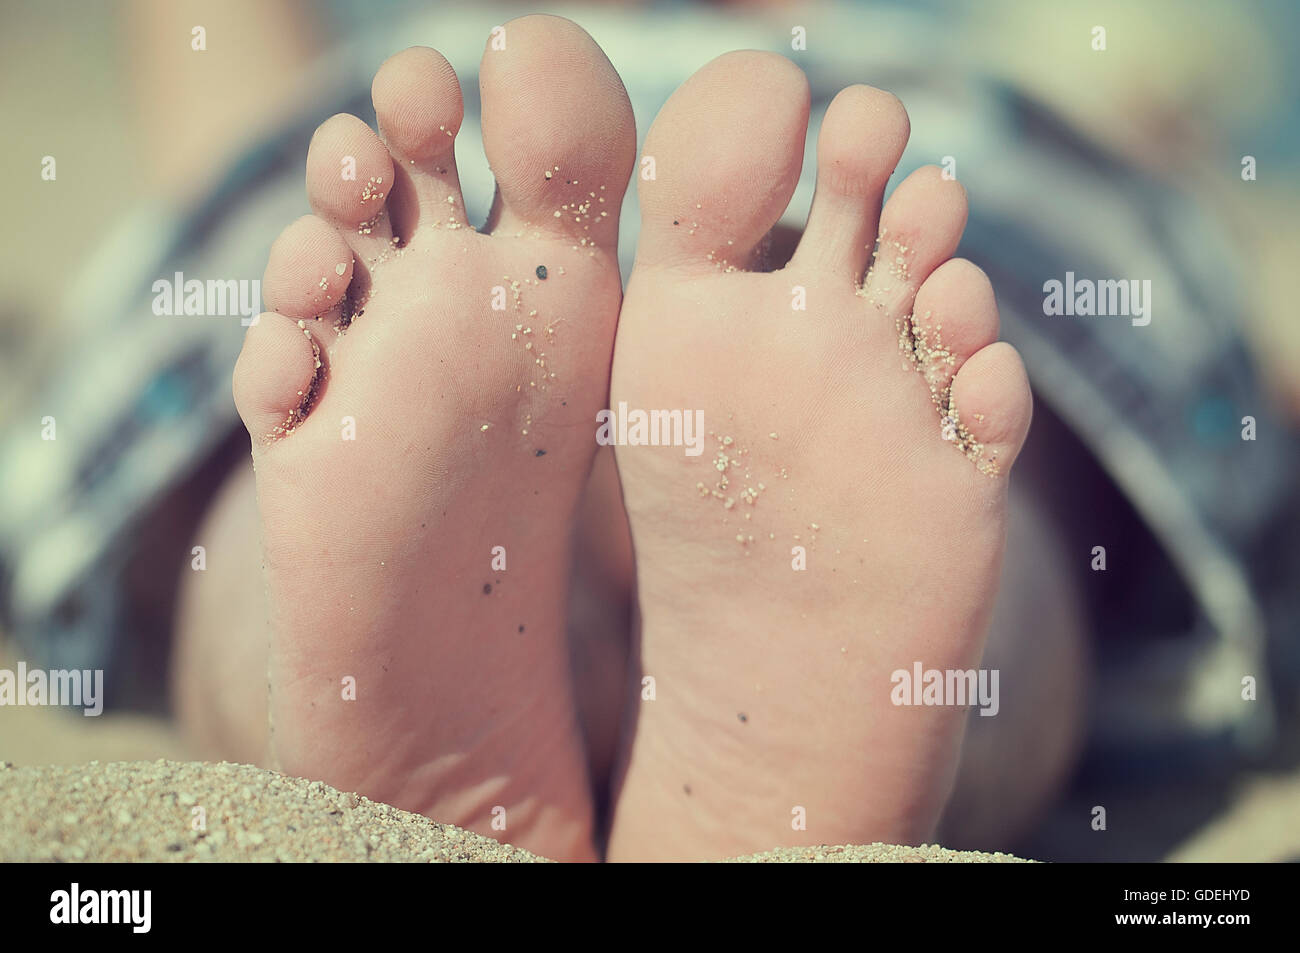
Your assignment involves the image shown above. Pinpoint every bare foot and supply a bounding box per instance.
[231,16,634,862]
[606,53,1032,861]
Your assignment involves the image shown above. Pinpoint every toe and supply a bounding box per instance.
[233,312,324,444]
[947,341,1032,475]
[791,85,910,280]
[860,165,968,317]
[305,113,396,259]
[371,46,468,237]
[635,50,809,271]
[909,258,999,396]
[262,215,355,324]
[479,15,635,250]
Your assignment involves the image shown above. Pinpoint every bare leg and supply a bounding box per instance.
[171,462,269,767]
[937,483,1088,848]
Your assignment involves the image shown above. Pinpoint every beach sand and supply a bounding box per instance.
[5,651,1296,862]
[0,641,1031,863]
[0,759,1029,863]
[0,760,545,863]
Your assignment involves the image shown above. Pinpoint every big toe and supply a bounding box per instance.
[634,50,810,272]
[479,15,636,251]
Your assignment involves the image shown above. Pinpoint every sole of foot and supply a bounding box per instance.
[231,16,635,862]
[606,52,1031,861]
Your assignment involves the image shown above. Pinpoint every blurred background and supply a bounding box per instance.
[0,0,1297,862]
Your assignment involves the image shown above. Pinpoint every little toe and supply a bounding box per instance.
[233,312,324,444]
[946,341,1032,475]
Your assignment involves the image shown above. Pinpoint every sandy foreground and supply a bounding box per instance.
[5,652,1296,862]
[0,759,1028,863]
[0,644,1027,863]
